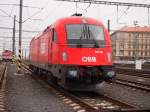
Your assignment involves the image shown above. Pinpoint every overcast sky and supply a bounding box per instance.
[0,0,149,56]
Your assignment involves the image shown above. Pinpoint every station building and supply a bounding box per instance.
[111,26,150,60]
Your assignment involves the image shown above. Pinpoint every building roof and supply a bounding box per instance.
[111,26,150,37]
[117,26,150,33]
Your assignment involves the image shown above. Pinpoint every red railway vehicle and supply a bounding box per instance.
[2,50,13,62]
[29,15,115,91]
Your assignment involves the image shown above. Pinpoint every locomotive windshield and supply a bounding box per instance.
[66,24,105,48]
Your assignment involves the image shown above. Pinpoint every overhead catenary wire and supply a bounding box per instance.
[0,1,62,52]
[0,26,39,33]
[42,2,62,21]
[0,3,43,23]
[82,2,92,15]
[118,6,131,22]
[0,3,43,9]
[30,0,51,21]
[0,36,33,38]
[58,0,150,25]
[56,0,150,8]
[9,5,15,16]
[0,9,19,22]
[26,6,30,19]
[76,2,78,14]
[22,9,43,23]
[0,15,10,18]
[33,1,62,33]
[23,0,52,30]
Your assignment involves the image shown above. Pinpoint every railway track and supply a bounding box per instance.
[116,78,150,92]
[71,91,133,109]
[22,63,150,112]
[116,67,150,79]
[115,63,150,70]
[0,63,7,87]
[0,62,7,111]
[23,64,98,111]
[115,67,150,92]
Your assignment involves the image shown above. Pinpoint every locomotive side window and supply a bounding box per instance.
[52,29,57,43]
[66,24,105,48]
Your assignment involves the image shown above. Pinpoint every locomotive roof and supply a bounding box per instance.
[53,16,104,26]
[31,16,104,40]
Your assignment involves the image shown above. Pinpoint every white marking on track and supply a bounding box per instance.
[95,103,107,106]
[0,102,4,105]
[61,96,66,99]
[94,107,98,109]
[0,105,4,108]
[73,106,81,110]
[105,106,119,109]
[137,79,145,82]
[14,73,24,76]
[0,108,5,111]
[77,109,86,112]
[63,98,69,101]
[58,94,63,97]
[65,100,72,104]
[70,103,78,106]
[55,92,60,95]
[90,100,95,103]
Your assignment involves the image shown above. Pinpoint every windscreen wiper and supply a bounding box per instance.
[87,26,99,48]
[79,25,86,40]
[78,25,86,47]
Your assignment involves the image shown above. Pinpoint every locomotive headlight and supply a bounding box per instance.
[62,52,67,61]
[107,71,115,77]
[107,52,112,62]
[68,70,78,77]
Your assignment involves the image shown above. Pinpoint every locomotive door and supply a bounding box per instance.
[50,28,59,64]
[48,30,52,64]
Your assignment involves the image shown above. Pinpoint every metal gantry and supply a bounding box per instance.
[57,0,150,8]
[57,0,150,24]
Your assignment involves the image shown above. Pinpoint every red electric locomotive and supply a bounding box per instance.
[2,50,13,62]
[29,15,115,91]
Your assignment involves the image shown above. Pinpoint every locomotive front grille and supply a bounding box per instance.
[66,66,104,84]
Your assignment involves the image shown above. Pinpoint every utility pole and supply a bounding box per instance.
[3,43,5,51]
[18,0,23,73]
[134,20,138,60]
[12,15,16,55]
[107,19,110,33]
[24,49,26,60]
[148,8,150,25]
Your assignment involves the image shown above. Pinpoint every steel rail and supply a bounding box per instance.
[115,67,150,79]
[22,64,98,112]
[22,63,150,112]
[0,63,7,86]
[116,79,150,92]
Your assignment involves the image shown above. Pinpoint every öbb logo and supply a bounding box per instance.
[82,57,96,62]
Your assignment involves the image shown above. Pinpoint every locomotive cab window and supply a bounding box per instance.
[52,29,57,43]
[66,24,105,48]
